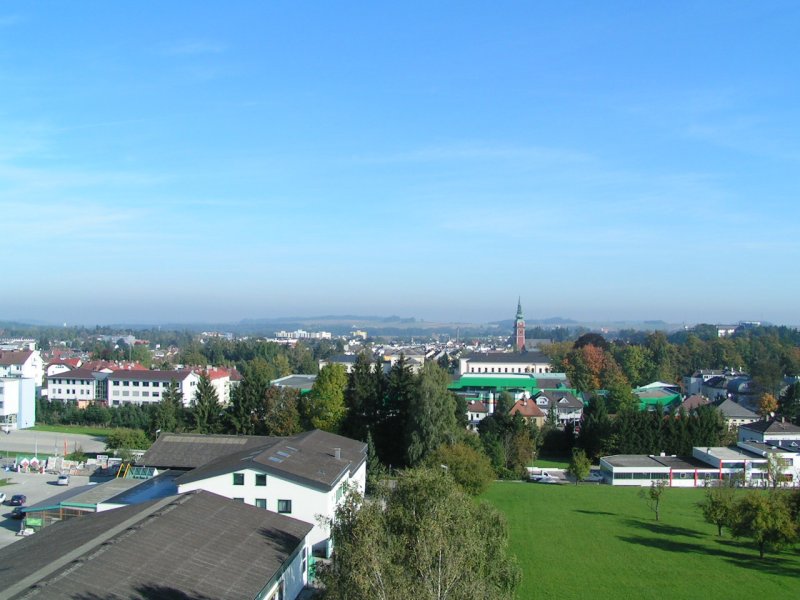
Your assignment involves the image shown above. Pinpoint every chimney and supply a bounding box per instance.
[334,448,341,460]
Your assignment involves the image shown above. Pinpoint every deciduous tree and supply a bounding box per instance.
[568,448,591,484]
[302,363,348,432]
[319,468,521,600]
[698,484,736,536]
[729,492,797,558]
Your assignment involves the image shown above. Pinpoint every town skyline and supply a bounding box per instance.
[3,3,799,327]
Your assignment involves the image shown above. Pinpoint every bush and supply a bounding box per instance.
[105,428,151,451]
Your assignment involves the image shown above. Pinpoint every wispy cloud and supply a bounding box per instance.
[160,40,226,56]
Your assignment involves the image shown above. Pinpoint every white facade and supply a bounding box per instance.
[0,377,36,430]
[0,350,43,388]
[257,540,309,600]
[108,371,200,407]
[47,371,99,403]
[178,461,367,554]
[458,354,552,376]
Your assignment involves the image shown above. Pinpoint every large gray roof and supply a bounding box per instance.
[739,419,800,435]
[175,429,367,491]
[714,399,758,419]
[138,433,277,469]
[0,490,313,600]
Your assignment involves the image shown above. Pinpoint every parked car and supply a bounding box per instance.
[57,474,70,486]
[582,471,604,483]
[9,494,26,506]
[0,492,6,504]
[532,474,562,484]
[10,506,25,520]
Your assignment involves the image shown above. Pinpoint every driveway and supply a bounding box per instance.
[0,430,107,456]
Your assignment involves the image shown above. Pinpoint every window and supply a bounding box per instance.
[143,381,149,387]
[233,473,244,485]
[133,381,139,387]
[255,473,267,486]
[255,498,267,509]
[152,392,160,397]
[277,499,292,514]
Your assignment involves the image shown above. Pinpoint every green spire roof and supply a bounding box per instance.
[516,297,523,320]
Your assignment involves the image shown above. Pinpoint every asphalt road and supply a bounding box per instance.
[0,430,107,457]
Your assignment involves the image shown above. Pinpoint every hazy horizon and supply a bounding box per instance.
[2,3,798,327]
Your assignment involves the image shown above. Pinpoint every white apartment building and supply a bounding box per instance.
[0,376,36,431]
[47,368,103,405]
[106,370,200,407]
[0,349,44,389]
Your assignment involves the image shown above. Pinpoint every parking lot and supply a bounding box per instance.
[0,470,93,549]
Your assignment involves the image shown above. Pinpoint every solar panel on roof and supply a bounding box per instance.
[268,456,283,463]
[276,451,290,458]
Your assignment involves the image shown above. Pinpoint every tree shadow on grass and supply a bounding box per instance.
[622,518,704,539]
[618,535,800,578]
[573,509,617,516]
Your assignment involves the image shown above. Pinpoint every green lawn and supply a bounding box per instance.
[482,482,800,599]
[530,457,570,469]
[31,424,110,437]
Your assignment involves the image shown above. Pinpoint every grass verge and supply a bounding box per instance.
[31,425,110,437]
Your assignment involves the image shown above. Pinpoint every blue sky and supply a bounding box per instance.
[1,2,799,326]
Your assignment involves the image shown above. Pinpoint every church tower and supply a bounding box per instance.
[514,297,525,351]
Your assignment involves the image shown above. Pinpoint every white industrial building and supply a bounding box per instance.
[601,421,800,487]
[140,429,367,557]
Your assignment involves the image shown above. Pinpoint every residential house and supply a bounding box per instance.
[714,399,759,430]
[680,394,710,413]
[532,390,583,426]
[683,369,724,395]
[318,354,359,373]
[0,349,43,390]
[465,400,490,431]
[738,419,800,448]
[508,398,546,427]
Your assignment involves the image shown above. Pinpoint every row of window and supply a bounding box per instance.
[232,497,292,513]
[111,381,166,387]
[233,472,267,486]
[53,388,92,395]
[111,391,161,398]
[468,367,551,374]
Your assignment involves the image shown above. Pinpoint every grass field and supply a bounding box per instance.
[31,425,110,437]
[482,482,800,599]
[530,457,570,469]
